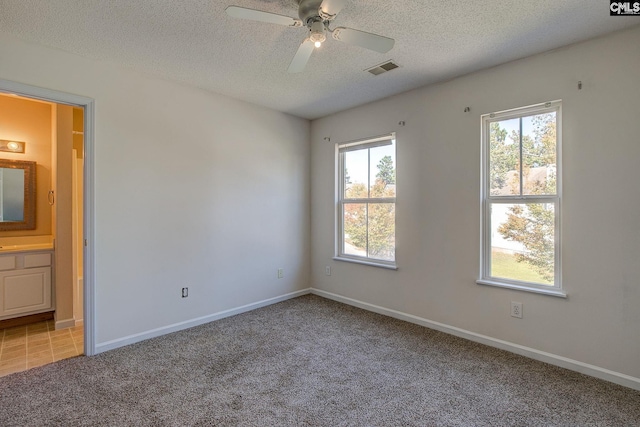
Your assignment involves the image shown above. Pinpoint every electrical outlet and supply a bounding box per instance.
[325,266,331,276]
[511,301,522,318]
[181,287,188,298]
[277,268,284,279]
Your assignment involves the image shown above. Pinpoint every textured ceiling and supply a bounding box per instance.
[0,0,637,119]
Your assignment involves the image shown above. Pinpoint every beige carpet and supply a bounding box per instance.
[0,295,638,426]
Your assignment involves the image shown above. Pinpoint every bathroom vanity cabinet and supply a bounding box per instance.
[0,251,53,319]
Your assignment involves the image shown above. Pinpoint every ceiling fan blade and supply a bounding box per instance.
[288,39,315,73]
[332,27,395,53]
[225,6,302,27]
[319,0,347,19]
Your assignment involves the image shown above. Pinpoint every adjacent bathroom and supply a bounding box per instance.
[0,93,84,376]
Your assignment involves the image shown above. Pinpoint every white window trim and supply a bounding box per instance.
[335,133,397,269]
[477,101,565,297]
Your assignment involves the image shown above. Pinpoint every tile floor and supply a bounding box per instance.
[0,321,83,377]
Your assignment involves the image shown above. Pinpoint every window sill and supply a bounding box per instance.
[476,279,567,298]
[333,256,398,270]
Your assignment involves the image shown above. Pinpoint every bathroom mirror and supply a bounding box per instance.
[0,159,36,231]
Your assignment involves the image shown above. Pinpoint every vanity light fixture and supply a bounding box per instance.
[0,140,26,153]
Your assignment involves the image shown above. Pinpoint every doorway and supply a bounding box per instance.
[0,79,95,370]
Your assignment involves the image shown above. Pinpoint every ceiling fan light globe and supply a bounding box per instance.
[314,40,322,48]
[310,31,326,43]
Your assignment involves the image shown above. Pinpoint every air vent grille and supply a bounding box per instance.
[366,61,399,76]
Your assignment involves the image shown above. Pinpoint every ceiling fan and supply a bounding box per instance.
[225,0,395,73]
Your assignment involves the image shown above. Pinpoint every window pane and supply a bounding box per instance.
[489,118,519,196]
[369,141,396,198]
[343,203,367,257]
[367,203,395,261]
[522,112,557,195]
[344,150,369,198]
[490,203,555,285]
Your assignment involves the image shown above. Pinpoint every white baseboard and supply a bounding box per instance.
[311,288,640,391]
[95,288,312,354]
[55,318,77,330]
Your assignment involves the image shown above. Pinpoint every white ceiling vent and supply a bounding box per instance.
[366,61,400,76]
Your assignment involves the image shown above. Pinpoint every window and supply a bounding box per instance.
[336,134,396,268]
[478,101,564,296]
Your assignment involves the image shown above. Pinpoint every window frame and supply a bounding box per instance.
[335,133,397,270]
[477,101,565,297]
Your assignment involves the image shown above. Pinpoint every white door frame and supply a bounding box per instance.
[0,79,96,356]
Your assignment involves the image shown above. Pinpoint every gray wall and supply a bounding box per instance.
[0,33,311,347]
[311,26,640,380]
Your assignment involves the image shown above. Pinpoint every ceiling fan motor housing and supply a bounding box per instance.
[298,0,325,24]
